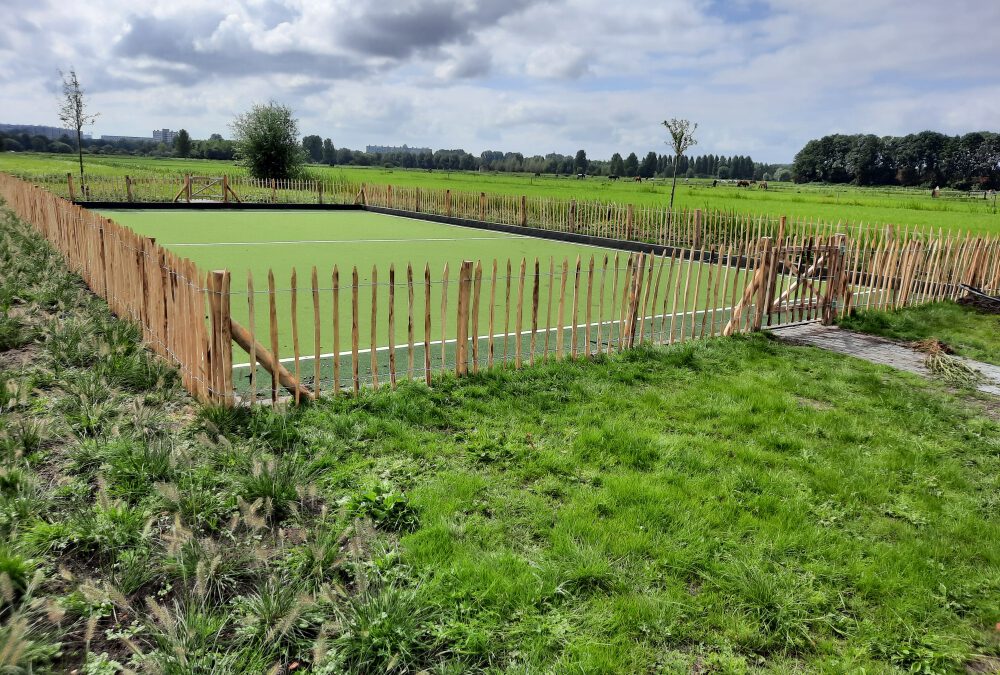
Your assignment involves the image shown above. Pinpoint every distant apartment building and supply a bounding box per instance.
[365,144,432,155]
[153,129,178,144]
[100,135,153,143]
[0,123,90,140]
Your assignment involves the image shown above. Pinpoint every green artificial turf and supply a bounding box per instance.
[100,208,749,391]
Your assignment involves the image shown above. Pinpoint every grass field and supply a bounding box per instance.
[101,208,746,391]
[839,301,1000,365]
[4,198,1000,672]
[4,152,998,234]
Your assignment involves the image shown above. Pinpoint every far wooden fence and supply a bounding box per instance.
[22,172,957,253]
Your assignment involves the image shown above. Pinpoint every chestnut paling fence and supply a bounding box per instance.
[24,171,970,252]
[2,171,999,406]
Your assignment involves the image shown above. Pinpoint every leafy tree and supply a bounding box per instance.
[58,68,99,195]
[302,134,323,163]
[230,101,306,180]
[335,147,353,165]
[574,149,588,174]
[717,165,730,179]
[639,151,658,178]
[791,131,1000,188]
[322,138,335,165]
[609,152,625,176]
[775,168,792,182]
[662,118,698,210]
[174,129,191,158]
[624,152,639,177]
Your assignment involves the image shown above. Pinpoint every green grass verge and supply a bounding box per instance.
[3,152,999,233]
[3,201,999,672]
[839,301,1000,366]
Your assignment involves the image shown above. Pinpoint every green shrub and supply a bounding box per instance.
[347,488,417,532]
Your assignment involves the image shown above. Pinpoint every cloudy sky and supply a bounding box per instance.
[2,0,998,162]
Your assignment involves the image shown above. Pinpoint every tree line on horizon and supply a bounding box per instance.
[792,131,1000,189]
[1,124,785,181]
[0,128,234,160]
[300,134,787,180]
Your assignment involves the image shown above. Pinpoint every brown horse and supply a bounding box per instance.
[633,176,642,182]
[758,181,768,190]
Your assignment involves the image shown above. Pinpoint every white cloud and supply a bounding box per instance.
[0,0,997,162]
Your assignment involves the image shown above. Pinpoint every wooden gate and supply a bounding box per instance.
[724,235,848,335]
[760,236,848,326]
[172,174,241,203]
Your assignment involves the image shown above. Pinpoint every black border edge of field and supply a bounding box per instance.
[77,200,733,264]
[79,202,365,211]
[366,205,681,257]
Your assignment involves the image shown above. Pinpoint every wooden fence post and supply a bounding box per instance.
[569,200,577,233]
[387,184,393,209]
[626,253,646,348]
[317,180,323,204]
[456,261,473,375]
[222,175,229,204]
[520,195,527,227]
[271,179,277,203]
[67,173,76,202]
[415,187,421,213]
[822,235,846,325]
[761,217,786,327]
[626,204,634,239]
[479,192,486,220]
[752,238,773,331]
[125,175,134,203]
[208,270,234,406]
[185,174,192,203]
[446,189,452,218]
[693,209,703,249]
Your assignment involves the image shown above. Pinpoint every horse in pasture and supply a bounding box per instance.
[758,181,768,190]
[633,176,642,182]
[609,175,620,181]
[736,180,751,187]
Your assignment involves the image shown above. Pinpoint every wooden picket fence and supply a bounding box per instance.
[230,226,999,405]
[20,172,963,252]
[3,171,999,407]
[0,173,230,404]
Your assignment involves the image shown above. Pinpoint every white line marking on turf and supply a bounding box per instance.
[165,235,528,247]
[232,303,737,369]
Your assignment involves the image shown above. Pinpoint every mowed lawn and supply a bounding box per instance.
[102,209,745,384]
[4,152,999,234]
[276,334,1000,672]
